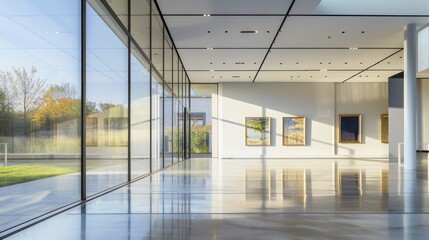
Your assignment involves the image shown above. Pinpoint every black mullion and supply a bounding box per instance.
[171,45,174,165]
[127,0,131,182]
[81,0,87,201]
[162,25,165,168]
[253,0,296,83]
[149,0,152,173]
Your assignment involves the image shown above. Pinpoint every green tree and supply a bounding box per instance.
[33,83,80,129]
[247,118,269,142]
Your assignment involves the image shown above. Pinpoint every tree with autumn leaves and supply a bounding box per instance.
[32,83,80,130]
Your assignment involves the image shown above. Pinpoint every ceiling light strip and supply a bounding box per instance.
[341,49,403,83]
[252,0,296,83]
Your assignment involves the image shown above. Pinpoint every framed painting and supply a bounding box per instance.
[245,117,271,146]
[381,114,388,143]
[339,114,362,143]
[283,117,305,146]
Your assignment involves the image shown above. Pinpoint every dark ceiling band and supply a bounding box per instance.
[252,0,296,83]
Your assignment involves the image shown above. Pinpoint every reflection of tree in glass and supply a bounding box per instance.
[1,67,46,119]
[247,118,269,142]
[0,67,47,135]
[33,83,80,128]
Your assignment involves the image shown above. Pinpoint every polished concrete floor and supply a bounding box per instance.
[6,157,429,239]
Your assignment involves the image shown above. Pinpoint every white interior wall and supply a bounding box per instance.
[418,79,429,148]
[335,82,389,157]
[218,82,389,158]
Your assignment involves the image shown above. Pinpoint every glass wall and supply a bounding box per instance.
[0,0,190,236]
[131,45,151,179]
[190,84,217,156]
[0,0,82,233]
[86,0,128,195]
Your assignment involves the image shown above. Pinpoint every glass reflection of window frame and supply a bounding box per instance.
[86,117,98,146]
[105,117,128,147]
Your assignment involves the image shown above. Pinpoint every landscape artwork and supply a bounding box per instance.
[245,117,271,146]
[283,117,305,146]
[339,114,361,143]
[381,114,388,143]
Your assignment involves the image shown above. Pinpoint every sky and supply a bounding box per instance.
[0,0,151,105]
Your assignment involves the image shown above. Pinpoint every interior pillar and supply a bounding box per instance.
[404,23,417,171]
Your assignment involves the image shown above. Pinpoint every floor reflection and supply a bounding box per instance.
[7,155,429,239]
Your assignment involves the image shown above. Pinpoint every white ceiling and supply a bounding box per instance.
[156,0,429,83]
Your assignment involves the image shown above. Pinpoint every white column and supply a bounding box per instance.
[404,24,417,170]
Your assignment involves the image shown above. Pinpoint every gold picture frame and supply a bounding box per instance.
[283,117,305,146]
[339,114,362,143]
[245,117,271,146]
[381,114,388,143]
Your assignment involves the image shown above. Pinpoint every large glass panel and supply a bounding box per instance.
[164,36,173,90]
[86,1,128,195]
[172,97,178,163]
[106,0,128,29]
[131,45,150,179]
[0,0,81,232]
[190,84,217,156]
[151,71,163,171]
[151,1,164,76]
[163,88,173,166]
[173,51,179,97]
[163,37,173,166]
[131,0,150,57]
[178,103,183,162]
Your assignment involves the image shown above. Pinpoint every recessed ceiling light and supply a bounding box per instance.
[240,30,258,34]
[328,62,331,64]
[210,62,213,64]
[280,62,283,65]
[344,62,348,64]
[320,62,322,64]
[203,14,211,16]
[207,30,211,33]
[254,62,257,64]
[342,31,346,34]
[325,76,327,78]
[360,62,363,64]
[207,47,213,50]
[225,31,228,33]
[377,75,380,77]
[361,31,365,34]
[55,31,60,34]
[296,62,299,64]
[223,62,225,64]
[267,31,270,33]
[211,76,214,78]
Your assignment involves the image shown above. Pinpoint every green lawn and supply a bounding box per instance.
[0,165,78,187]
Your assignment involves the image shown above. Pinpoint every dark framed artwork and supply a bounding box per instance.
[245,117,271,146]
[339,114,362,143]
[381,114,388,143]
[283,117,305,146]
